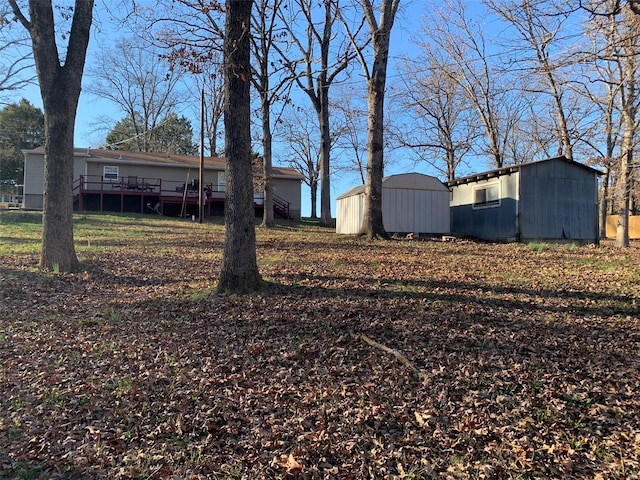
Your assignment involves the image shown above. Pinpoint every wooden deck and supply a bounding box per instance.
[73,175,291,219]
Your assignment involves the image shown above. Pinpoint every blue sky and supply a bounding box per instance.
[8,1,488,218]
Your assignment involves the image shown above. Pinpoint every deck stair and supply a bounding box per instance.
[273,195,291,219]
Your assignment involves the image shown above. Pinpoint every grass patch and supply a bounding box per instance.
[527,242,548,252]
[189,285,217,302]
[259,254,285,265]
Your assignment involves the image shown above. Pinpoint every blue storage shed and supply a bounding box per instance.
[447,156,601,243]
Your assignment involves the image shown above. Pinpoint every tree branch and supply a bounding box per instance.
[353,333,428,383]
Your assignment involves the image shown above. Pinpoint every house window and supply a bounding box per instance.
[103,166,119,181]
[218,172,226,192]
[473,183,500,208]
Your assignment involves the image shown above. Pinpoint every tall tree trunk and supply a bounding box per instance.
[261,95,274,227]
[41,103,79,272]
[360,0,400,239]
[616,149,632,247]
[316,0,333,228]
[10,0,94,272]
[318,94,332,226]
[362,79,386,238]
[616,17,638,248]
[218,0,262,293]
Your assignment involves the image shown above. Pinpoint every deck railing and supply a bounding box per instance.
[78,175,228,197]
[75,175,291,217]
[79,175,163,193]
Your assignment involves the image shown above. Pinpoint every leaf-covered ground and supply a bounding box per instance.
[1,213,639,479]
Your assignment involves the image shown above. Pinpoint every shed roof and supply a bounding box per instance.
[337,172,448,200]
[24,147,304,180]
[446,156,602,187]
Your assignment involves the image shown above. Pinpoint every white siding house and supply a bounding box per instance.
[22,147,304,219]
[336,173,450,235]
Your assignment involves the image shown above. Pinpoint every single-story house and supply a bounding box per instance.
[22,147,304,219]
[447,156,601,243]
[336,172,450,235]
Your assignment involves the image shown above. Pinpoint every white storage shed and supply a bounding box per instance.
[336,173,450,235]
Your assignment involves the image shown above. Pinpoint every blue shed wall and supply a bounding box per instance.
[519,161,598,241]
[450,174,519,241]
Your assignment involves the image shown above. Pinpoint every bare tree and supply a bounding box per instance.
[123,0,224,55]
[425,0,512,169]
[0,5,35,100]
[279,106,321,218]
[276,0,359,227]
[395,54,477,182]
[569,41,622,237]
[331,91,368,184]
[192,59,225,157]
[251,0,292,228]
[117,1,227,156]
[87,38,186,150]
[507,94,564,162]
[339,0,401,238]
[486,0,577,160]
[9,0,93,272]
[575,0,639,246]
[218,0,262,293]
[610,6,640,247]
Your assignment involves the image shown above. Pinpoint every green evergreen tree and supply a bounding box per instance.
[105,112,196,155]
[105,114,140,151]
[0,98,45,190]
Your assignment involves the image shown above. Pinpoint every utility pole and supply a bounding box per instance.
[199,88,205,223]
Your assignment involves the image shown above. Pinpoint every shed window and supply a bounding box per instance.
[103,166,119,181]
[473,183,500,208]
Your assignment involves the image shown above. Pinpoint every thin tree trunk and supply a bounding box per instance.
[310,177,318,219]
[318,92,332,226]
[218,0,262,293]
[447,149,456,182]
[599,165,610,239]
[261,96,274,227]
[616,18,637,248]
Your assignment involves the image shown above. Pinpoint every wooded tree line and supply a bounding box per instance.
[2,0,640,286]
[115,0,640,245]
[392,0,640,249]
